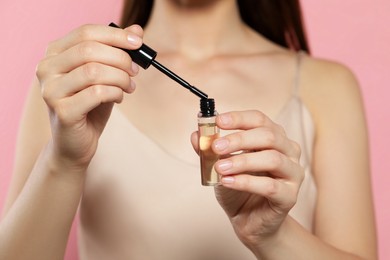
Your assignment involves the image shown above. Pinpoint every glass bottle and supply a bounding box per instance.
[198,98,220,186]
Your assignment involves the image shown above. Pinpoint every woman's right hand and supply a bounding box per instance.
[35,24,143,171]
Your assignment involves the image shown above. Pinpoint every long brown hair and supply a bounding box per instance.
[120,0,310,53]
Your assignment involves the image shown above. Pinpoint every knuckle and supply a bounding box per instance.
[88,85,103,99]
[77,41,96,60]
[89,85,122,103]
[40,83,51,101]
[262,128,277,147]
[39,79,56,104]
[83,62,100,82]
[89,85,108,101]
[268,150,283,170]
[77,24,95,41]
[291,140,301,159]
[235,153,248,170]
[232,131,244,148]
[252,110,267,125]
[35,58,50,80]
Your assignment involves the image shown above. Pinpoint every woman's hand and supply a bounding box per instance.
[192,110,304,255]
[35,24,143,171]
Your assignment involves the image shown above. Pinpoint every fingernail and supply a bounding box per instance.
[217,160,232,171]
[129,80,136,91]
[127,34,141,46]
[131,62,139,74]
[219,114,232,126]
[214,138,229,151]
[221,176,235,184]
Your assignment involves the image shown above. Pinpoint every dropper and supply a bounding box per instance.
[109,23,208,99]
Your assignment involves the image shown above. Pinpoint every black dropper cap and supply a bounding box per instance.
[200,98,215,117]
[109,23,156,69]
[109,23,208,99]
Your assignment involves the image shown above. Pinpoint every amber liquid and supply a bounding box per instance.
[198,122,220,186]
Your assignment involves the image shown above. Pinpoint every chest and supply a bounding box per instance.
[79,110,255,259]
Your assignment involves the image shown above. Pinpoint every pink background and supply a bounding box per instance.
[0,0,389,259]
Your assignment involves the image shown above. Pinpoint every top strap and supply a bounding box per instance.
[293,51,305,97]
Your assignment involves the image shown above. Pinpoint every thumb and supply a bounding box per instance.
[190,131,200,155]
[124,24,144,38]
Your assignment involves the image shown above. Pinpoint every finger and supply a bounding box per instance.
[46,24,142,57]
[64,62,134,96]
[216,110,281,131]
[47,62,135,99]
[215,150,303,182]
[124,24,144,38]
[39,41,138,76]
[54,85,124,124]
[190,131,200,154]
[220,175,298,210]
[212,127,300,159]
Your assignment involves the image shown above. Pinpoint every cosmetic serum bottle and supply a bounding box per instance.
[198,98,220,186]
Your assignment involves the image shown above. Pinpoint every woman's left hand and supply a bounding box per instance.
[192,110,304,254]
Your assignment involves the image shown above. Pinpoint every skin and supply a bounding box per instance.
[0,0,377,259]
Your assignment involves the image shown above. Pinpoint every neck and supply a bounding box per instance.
[144,0,251,60]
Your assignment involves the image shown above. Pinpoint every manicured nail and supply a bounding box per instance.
[214,138,229,151]
[221,176,235,184]
[129,80,136,91]
[127,34,141,46]
[131,61,139,74]
[217,160,232,171]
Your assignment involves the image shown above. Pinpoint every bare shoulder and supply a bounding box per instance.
[300,54,360,94]
[299,56,377,259]
[298,55,365,129]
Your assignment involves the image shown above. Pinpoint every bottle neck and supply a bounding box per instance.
[199,98,216,117]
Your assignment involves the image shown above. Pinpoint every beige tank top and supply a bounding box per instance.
[78,52,316,260]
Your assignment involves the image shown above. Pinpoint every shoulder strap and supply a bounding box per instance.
[293,51,305,97]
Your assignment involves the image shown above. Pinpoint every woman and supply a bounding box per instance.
[0,0,377,259]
